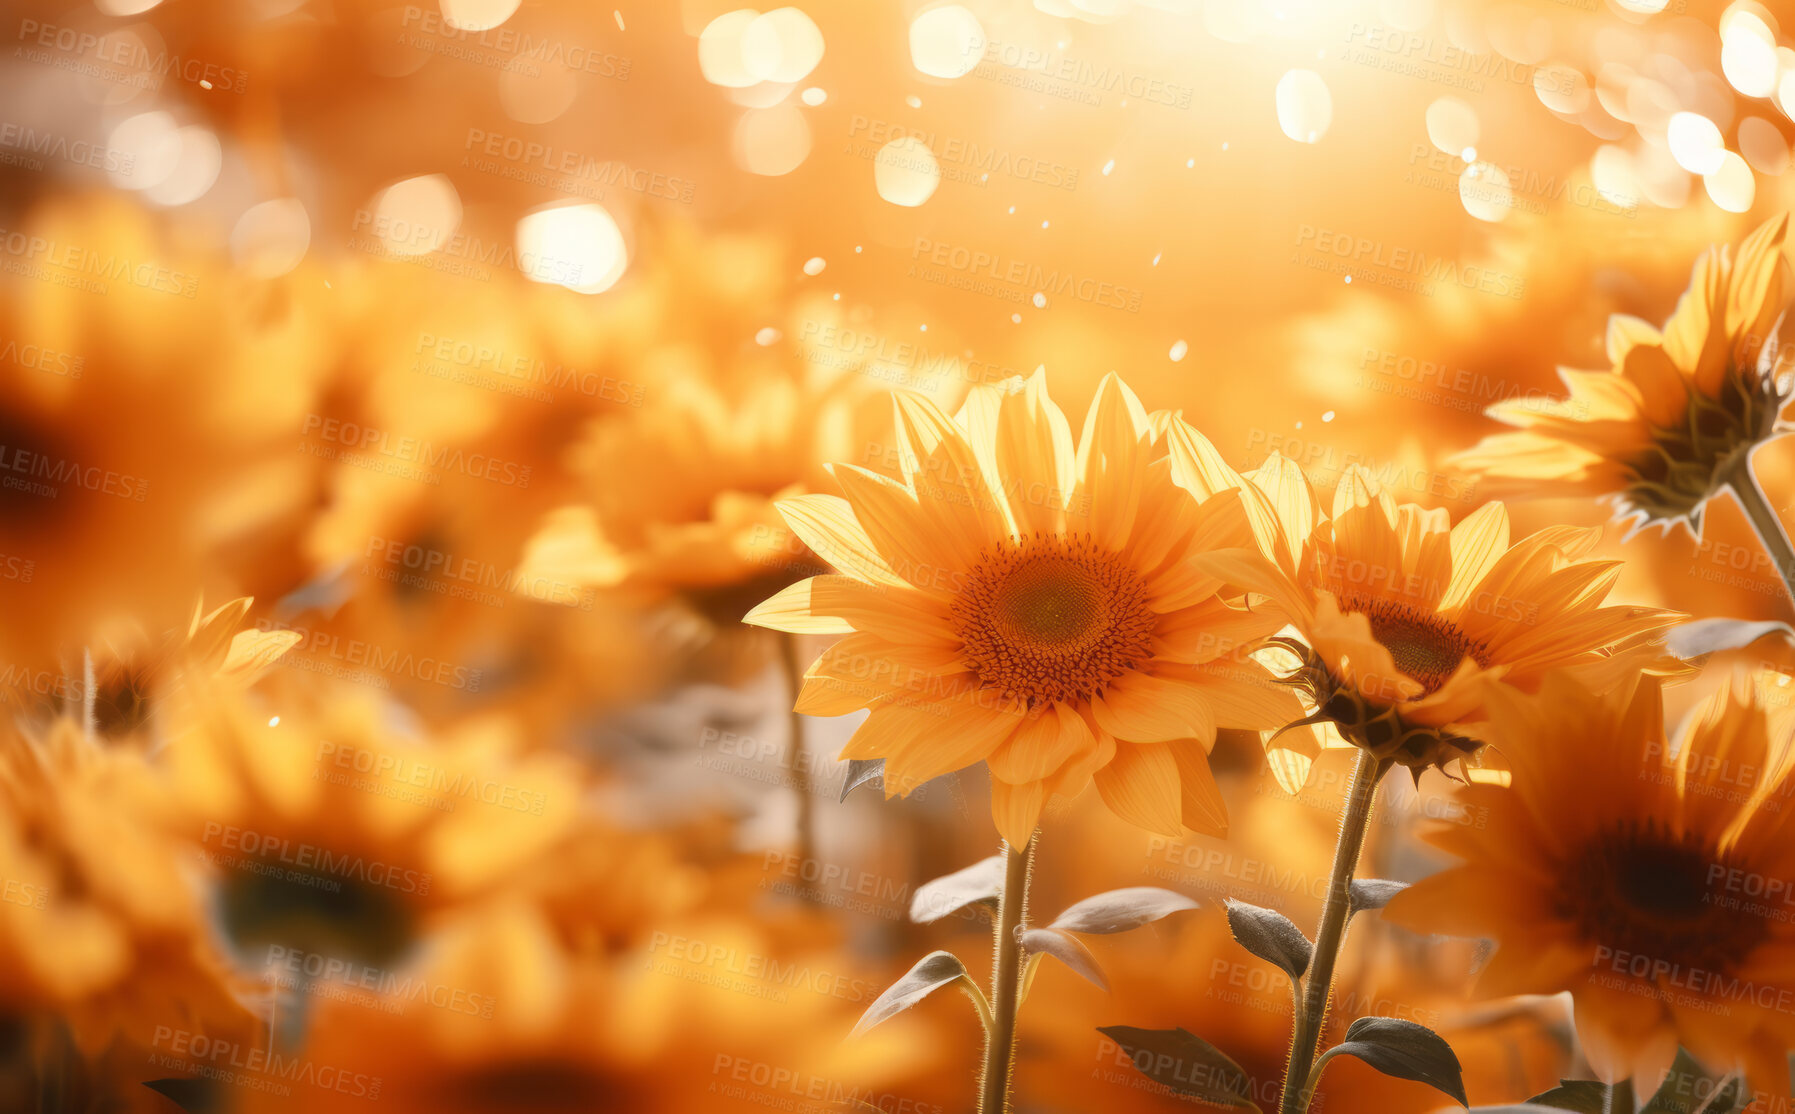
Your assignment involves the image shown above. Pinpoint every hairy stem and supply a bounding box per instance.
[978,836,1036,1114]
[1723,451,1795,604]
[1278,749,1387,1114]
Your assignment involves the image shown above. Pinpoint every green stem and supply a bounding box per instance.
[978,836,1035,1114]
[1278,749,1387,1114]
[779,633,818,903]
[1723,450,1795,604]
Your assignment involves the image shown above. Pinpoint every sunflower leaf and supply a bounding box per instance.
[1223,899,1311,980]
[1522,1080,1633,1113]
[909,856,1004,924]
[1664,618,1795,660]
[1095,1026,1260,1110]
[1019,927,1108,991]
[850,951,978,1038]
[1348,879,1409,917]
[1049,887,1200,934]
[1317,1017,1466,1107]
[143,1079,225,1114]
[840,758,885,802]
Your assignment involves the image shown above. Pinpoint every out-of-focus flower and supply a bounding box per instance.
[1196,462,1682,776]
[0,718,253,1064]
[165,681,583,974]
[1386,671,1795,1089]
[31,597,300,744]
[745,371,1301,846]
[524,365,856,617]
[1454,216,1792,533]
[239,901,943,1114]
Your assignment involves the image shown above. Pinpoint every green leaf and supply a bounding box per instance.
[1348,879,1409,916]
[1050,887,1200,934]
[1223,898,1311,980]
[909,856,1004,924]
[1019,927,1108,991]
[850,951,979,1037]
[1319,1017,1467,1107]
[1096,1026,1261,1110]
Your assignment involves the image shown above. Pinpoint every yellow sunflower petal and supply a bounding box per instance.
[743,577,855,633]
[987,702,1090,785]
[989,777,1047,849]
[1090,671,1217,745]
[1073,373,1149,550]
[1093,741,1183,836]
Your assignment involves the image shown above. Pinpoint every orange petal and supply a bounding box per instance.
[1093,741,1183,836]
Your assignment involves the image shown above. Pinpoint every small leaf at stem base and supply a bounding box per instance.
[1019,927,1108,991]
[1223,898,1312,980]
[850,951,977,1038]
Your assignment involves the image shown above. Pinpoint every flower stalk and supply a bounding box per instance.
[978,835,1035,1114]
[1279,749,1388,1114]
[1721,449,1795,604]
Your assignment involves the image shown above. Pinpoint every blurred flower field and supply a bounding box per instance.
[8,0,1795,1110]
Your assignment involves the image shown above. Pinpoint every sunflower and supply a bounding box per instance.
[1385,670,1795,1091]
[1193,457,1683,776]
[0,717,256,1097]
[742,371,1301,846]
[233,902,943,1114]
[163,677,582,979]
[1452,215,1790,533]
[14,597,301,744]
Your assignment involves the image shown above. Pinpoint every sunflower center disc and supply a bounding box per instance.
[1342,597,1482,695]
[952,536,1154,708]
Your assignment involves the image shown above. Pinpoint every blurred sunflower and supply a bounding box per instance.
[1386,670,1795,1089]
[0,718,255,1097]
[18,597,300,745]
[165,679,582,977]
[1194,461,1683,775]
[240,901,943,1114]
[1453,215,1791,534]
[744,371,1301,846]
